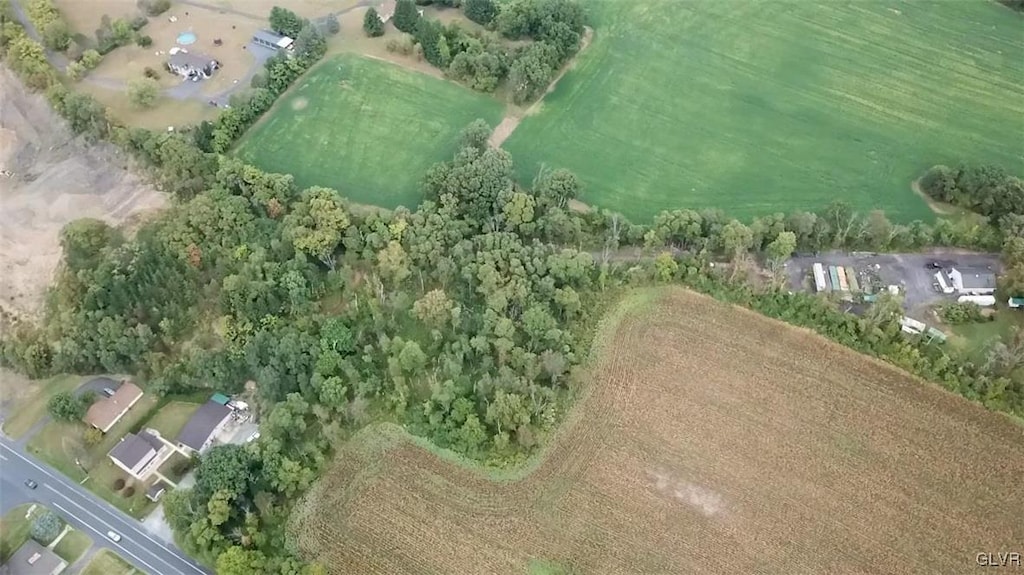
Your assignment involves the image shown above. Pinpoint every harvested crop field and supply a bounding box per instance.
[293,288,1024,574]
[503,0,1024,221]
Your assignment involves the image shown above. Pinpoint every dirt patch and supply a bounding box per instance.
[489,26,593,148]
[0,67,166,321]
[910,177,957,216]
[292,97,310,110]
[567,199,591,213]
[294,288,1024,574]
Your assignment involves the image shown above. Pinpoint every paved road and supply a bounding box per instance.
[0,438,211,575]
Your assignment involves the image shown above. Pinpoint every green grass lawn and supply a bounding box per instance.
[53,527,92,564]
[142,401,199,439]
[948,307,1024,362]
[1,375,82,439]
[0,505,34,562]
[504,0,1024,222]
[81,549,136,575]
[27,394,161,519]
[235,54,505,209]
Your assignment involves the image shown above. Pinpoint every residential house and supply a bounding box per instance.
[108,430,171,481]
[176,400,233,455]
[167,51,220,80]
[252,29,294,51]
[2,539,67,575]
[947,267,997,295]
[83,381,143,433]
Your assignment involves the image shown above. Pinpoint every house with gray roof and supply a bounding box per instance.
[166,51,219,80]
[2,539,67,575]
[108,430,171,480]
[176,400,233,455]
[947,267,997,295]
[252,29,294,50]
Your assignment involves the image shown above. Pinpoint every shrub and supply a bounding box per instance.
[386,37,414,56]
[113,478,126,490]
[31,511,62,545]
[144,66,160,79]
[84,427,103,445]
[136,34,153,47]
[138,0,171,16]
[81,49,102,69]
[123,486,136,497]
[938,302,988,324]
[66,60,86,81]
[47,391,87,421]
[127,78,159,108]
[129,15,148,31]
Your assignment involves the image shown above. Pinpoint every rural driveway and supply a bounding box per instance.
[0,437,212,575]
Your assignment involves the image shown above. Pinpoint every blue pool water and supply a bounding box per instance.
[176,32,197,45]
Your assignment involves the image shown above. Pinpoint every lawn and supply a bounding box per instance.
[503,0,1024,222]
[142,401,199,439]
[235,54,505,209]
[53,527,92,564]
[27,394,161,519]
[0,505,34,562]
[1,374,82,439]
[948,307,1024,362]
[81,549,136,575]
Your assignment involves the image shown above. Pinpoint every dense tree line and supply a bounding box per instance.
[25,0,70,52]
[386,0,585,102]
[210,19,328,152]
[920,164,1024,299]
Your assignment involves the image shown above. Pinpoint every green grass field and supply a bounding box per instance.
[504,0,1024,222]
[236,54,504,209]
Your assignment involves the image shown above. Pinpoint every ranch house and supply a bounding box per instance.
[947,267,997,295]
[167,51,220,81]
[107,430,172,481]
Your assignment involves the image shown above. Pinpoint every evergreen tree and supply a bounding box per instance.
[464,0,497,25]
[363,7,385,37]
[393,0,420,34]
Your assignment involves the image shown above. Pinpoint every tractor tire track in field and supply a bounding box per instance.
[489,26,594,149]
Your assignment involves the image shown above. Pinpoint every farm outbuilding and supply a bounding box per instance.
[828,266,841,291]
[253,29,294,51]
[947,267,996,295]
[845,267,859,292]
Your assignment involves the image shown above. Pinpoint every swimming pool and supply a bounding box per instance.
[176,31,196,45]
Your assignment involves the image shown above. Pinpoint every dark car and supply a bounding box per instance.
[24,479,37,489]
[926,261,943,269]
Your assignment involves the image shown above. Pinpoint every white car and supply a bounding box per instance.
[106,531,121,542]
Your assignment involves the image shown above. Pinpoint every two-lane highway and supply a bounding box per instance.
[0,438,211,575]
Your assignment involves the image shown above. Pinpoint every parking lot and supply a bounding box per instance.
[787,250,1001,309]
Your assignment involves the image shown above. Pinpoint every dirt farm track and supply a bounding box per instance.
[293,288,1024,574]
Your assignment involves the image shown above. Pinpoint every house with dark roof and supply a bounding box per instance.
[176,400,233,455]
[83,381,143,433]
[167,51,219,80]
[2,539,67,575]
[108,430,171,480]
[252,29,294,50]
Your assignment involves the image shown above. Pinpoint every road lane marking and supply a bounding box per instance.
[50,501,164,575]
[47,489,184,574]
[1,443,207,574]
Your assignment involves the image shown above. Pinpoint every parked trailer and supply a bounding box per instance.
[899,316,926,335]
[957,295,996,306]
[828,266,841,291]
[845,267,859,292]
[836,266,850,291]
[812,263,828,292]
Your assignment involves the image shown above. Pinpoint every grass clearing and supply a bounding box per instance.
[947,306,1024,362]
[81,549,137,575]
[504,0,1024,222]
[53,528,92,564]
[293,288,1024,574]
[1,374,82,439]
[235,54,504,209]
[0,505,34,562]
[142,400,200,439]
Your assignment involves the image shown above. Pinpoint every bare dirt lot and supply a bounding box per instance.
[0,68,166,319]
[293,287,1024,574]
